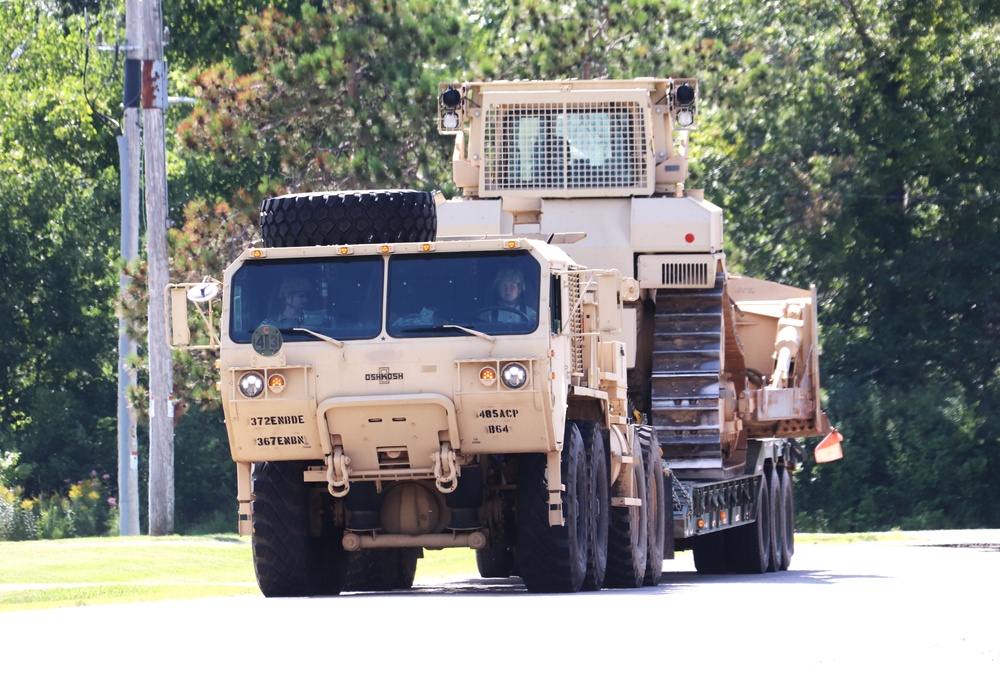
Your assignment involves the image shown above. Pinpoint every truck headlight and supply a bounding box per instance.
[238,372,265,398]
[501,363,528,390]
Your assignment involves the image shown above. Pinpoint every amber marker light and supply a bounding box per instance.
[268,373,287,393]
[504,240,518,249]
[479,367,497,386]
[420,243,434,252]
[697,519,705,529]
[720,511,727,521]
[338,246,353,255]
[252,249,265,258]
[380,244,393,253]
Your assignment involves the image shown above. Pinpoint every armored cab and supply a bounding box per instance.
[434,78,831,478]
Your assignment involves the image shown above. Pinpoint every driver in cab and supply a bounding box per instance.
[480,268,537,325]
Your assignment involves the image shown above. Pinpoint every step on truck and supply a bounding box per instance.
[170,77,841,595]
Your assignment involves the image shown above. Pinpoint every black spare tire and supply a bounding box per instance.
[259,189,437,247]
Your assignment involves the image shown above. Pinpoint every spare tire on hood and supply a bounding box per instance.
[259,189,437,247]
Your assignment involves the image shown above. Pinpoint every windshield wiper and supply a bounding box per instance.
[402,325,496,343]
[292,327,345,348]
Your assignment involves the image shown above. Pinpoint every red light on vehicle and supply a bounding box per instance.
[685,233,695,244]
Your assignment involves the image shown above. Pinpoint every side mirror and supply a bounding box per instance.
[166,279,222,350]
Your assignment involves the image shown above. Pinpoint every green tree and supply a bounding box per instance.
[468,0,698,80]
[0,1,123,491]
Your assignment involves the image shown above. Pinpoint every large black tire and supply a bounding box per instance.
[576,420,610,591]
[767,467,782,572]
[475,547,514,578]
[692,530,727,574]
[251,461,348,597]
[605,436,648,588]
[344,548,420,591]
[516,423,589,593]
[259,189,437,247]
[394,548,421,588]
[640,426,666,586]
[777,468,795,570]
[727,474,771,574]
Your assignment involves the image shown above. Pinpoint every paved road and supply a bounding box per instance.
[2,531,998,680]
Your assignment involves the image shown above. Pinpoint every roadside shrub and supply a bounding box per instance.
[0,485,38,541]
[0,473,117,541]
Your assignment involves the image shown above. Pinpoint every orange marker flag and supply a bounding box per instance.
[814,428,844,463]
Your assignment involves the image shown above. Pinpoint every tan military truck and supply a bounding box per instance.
[170,77,838,595]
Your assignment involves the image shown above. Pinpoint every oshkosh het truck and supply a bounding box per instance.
[170,77,840,596]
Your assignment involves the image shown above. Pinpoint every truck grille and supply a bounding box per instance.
[482,101,648,194]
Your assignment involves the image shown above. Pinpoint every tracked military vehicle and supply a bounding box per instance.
[170,77,839,595]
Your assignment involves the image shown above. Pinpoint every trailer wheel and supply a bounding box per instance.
[251,461,348,597]
[576,420,610,591]
[344,548,420,591]
[605,435,648,588]
[259,189,437,247]
[727,474,771,574]
[778,469,795,570]
[767,467,782,572]
[693,530,727,574]
[640,426,666,586]
[475,547,514,578]
[516,422,589,593]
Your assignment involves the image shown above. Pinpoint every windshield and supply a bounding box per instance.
[229,256,384,343]
[387,251,540,338]
[228,250,542,343]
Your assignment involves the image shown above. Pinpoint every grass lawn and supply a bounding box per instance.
[0,535,478,612]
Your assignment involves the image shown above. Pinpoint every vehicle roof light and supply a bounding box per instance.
[675,83,696,106]
[441,86,462,109]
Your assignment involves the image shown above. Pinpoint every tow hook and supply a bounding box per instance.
[326,445,351,497]
[432,443,459,493]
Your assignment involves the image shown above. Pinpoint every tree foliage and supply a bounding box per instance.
[0,1,121,491]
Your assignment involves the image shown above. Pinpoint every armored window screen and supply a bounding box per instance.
[482,101,648,193]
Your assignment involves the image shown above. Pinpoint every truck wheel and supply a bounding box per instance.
[516,422,589,593]
[778,469,795,570]
[767,467,782,572]
[727,474,771,574]
[251,461,348,597]
[640,426,666,586]
[394,548,421,589]
[344,548,420,591]
[605,436,648,588]
[692,530,727,574]
[475,547,514,578]
[575,420,610,591]
[259,189,437,247]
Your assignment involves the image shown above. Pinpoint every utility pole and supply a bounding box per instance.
[137,0,174,535]
[115,0,142,536]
